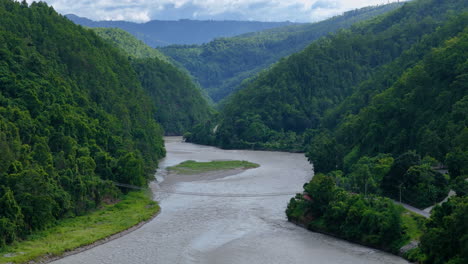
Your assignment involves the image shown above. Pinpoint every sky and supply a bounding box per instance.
[28,0,407,23]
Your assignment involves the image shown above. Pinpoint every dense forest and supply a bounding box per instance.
[66,14,294,47]
[290,9,466,263]
[0,0,165,248]
[286,173,405,252]
[287,174,468,263]
[308,25,467,207]
[186,0,467,155]
[93,28,213,135]
[160,3,403,102]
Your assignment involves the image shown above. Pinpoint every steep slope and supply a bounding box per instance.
[93,27,213,135]
[0,0,165,247]
[66,14,294,47]
[294,26,467,262]
[307,21,467,205]
[160,3,404,102]
[186,0,467,152]
[131,58,213,135]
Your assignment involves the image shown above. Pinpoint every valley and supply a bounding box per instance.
[0,0,466,263]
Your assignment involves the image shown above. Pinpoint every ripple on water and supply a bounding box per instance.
[52,137,408,264]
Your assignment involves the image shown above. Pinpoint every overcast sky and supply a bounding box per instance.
[29,0,407,23]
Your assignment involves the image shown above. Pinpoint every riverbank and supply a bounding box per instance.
[52,137,407,264]
[0,191,159,264]
[288,207,425,262]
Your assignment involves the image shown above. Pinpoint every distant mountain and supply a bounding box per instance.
[65,14,295,47]
[159,3,404,102]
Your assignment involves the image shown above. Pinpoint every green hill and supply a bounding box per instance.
[92,27,213,135]
[187,0,467,152]
[131,58,213,135]
[308,19,467,207]
[160,3,404,102]
[0,0,165,247]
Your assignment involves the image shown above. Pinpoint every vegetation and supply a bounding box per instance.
[286,173,407,252]
[420,196,467,264]
[132,58,213,135]
[186,0,467,153]
[0,191,159,264]
[306,19,468,207]
[186,0,466,206]
[160,3,403,102]
[167,160,259,174]
[92,27,214,135]
[322,151,449,209]
[0,0,165,249]
[401,211,426,242]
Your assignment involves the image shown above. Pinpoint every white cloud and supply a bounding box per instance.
[29,0,407,22]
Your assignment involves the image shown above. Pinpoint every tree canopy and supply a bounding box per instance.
[93,27,214,135]
[0,0,165,248]
[160,3,404,102]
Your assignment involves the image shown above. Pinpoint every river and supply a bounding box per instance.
[53,137,408,264]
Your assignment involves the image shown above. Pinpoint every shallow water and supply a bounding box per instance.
[53,137,407,264]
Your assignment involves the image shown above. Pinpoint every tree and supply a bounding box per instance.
[304,173,337,216]
[0,187,24,247]
[382,151,421,199]
[115,152,145,187]
[306,131,344,173]
[420,196,468,264]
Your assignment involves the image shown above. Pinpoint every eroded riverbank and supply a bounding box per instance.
[53,137,408,264]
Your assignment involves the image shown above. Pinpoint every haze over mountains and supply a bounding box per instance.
[66,14,295,47]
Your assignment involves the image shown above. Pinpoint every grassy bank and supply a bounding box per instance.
[401,211,425,242]
[0,191,159,264]
[167,160,260,174]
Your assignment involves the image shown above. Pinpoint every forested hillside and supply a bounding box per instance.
[66,14,294,47]
[93,28,213,135]
[160,3,403,102]
[132,59,213,135]
[307,21,468,207]
[187,0,467,153]
[0,0,165,248]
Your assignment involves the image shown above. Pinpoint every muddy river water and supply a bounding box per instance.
[54,137,407,264]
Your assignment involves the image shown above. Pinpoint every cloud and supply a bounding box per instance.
[30,0,406,23]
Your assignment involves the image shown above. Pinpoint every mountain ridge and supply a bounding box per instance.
[159,2,405,102]
[65,14,296,47]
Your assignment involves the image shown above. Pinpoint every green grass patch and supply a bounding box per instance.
[0,191,159,264]
[402,211,426,241]
[167,160,260,174]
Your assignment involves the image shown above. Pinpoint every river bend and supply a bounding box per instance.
[53,137,407,264]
